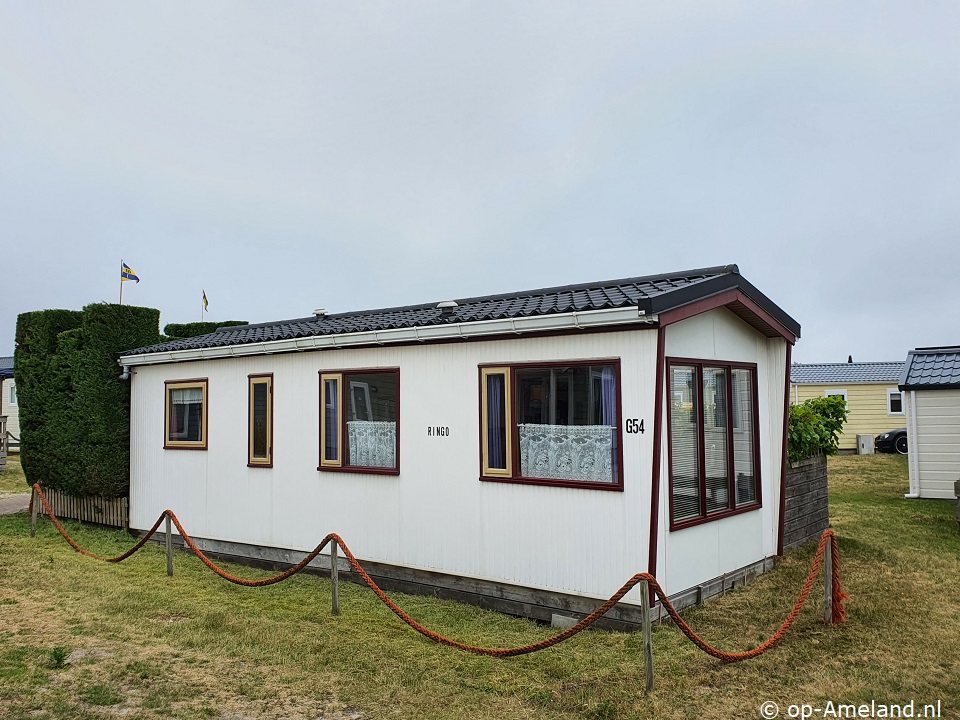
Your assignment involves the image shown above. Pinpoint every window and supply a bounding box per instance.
[480,361,623,490]
[667,360,760,528]
[887,388,903,415]
[825,389,847,404]
[319,369,399,474]
[248,374,273,467]
[9,385,16,406]
[164,379,208,449]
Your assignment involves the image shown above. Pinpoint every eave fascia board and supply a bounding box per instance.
[118,306,656,367]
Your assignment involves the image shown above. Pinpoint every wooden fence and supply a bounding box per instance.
[37,486,129,529]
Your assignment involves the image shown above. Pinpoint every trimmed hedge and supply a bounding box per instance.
[14,304,161,497]
[163,320,247,340]
[787,395,848,464]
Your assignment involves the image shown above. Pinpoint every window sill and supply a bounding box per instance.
[669,502,761,532]
[480,475,623,491]
[164,444,207,451]
[317,465,400,477]
[248,462,273,469]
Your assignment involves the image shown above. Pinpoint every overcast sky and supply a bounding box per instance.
[1,2,957,363]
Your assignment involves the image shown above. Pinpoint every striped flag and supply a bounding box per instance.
[121,262,140,283]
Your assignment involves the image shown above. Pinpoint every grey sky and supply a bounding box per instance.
[2,2,958,362]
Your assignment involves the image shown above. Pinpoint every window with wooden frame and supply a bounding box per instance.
[164,379,208,450]
[248,374,273,467]
[479,360,623,490]
[667,359,760,529]
[319,369,399,474]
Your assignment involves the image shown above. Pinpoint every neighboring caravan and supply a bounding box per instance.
[0,357,19,452]
[901,346,960,500]
[790,361,905,453]
[118,264,800,627]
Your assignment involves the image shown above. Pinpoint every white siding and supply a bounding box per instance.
[130,308,788,602]
[913,390,960,499]
[655,308,786,595]
[130,329,659,602]
[0,379,19,448]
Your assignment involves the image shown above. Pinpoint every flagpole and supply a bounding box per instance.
[119,260,124,306]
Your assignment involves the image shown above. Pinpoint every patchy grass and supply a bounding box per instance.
[0,454,957,719]
[0,454,28,495]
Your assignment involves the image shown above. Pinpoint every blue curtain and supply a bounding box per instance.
[601,366,617,482]
[487,374,505,469]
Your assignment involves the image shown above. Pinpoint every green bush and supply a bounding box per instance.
[14,304,161,497]
[162,320,247,340]
[787,395,848,464]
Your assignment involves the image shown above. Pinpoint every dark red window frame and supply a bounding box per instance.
[479,358,624,492]
[666,357,762,530]
[317,367,400,476]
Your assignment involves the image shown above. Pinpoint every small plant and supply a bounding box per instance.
[47,646,70,669]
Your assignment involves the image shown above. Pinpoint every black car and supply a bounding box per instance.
[875,428,908,454]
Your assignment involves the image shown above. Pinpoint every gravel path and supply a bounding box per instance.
[0,493,30,515]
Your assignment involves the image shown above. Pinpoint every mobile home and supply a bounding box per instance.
[119,264,800,627]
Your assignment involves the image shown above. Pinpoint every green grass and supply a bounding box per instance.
[0,454,957,719]
[0,454,28,494]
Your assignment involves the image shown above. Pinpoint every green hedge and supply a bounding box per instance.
[787,395,849,464]
[14,310,84,492]
[14,304,161,497]
[163,320,247,340]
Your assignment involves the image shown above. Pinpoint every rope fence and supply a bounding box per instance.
[28,483,846,690]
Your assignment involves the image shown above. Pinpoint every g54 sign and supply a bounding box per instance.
[625,418,645,434]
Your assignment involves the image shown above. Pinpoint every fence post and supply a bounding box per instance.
[30,487,38,538]
[331,539,340,616]
[823,538,833,624]
[640,580,654,692]
[165,515,173,577]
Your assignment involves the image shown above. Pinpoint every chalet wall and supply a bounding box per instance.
[656,308,786,595]
[130,328,659,604]
[911,389,960,499]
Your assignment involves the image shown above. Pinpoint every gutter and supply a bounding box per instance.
[118,306,657,368]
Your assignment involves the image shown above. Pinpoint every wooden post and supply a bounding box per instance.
[823,539,833,624]
[165,515,173,577]
[30,487,38,538]
[331,540,340,616]
[640,580,654,693]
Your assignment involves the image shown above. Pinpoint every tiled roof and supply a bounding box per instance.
[900,347,960,390]
[122,264,800,358]
[790,362,904,385]
[0,356,13,378]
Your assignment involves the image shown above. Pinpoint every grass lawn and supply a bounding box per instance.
[0,455,958,719]
[0,454,28,495]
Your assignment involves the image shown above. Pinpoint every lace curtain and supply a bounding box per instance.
[518,423,615,483]
[347,420,396,468]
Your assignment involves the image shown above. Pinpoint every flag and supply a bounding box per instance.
[202,290,209,312]
[121,262,140,283]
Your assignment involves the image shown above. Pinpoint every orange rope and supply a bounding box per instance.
[30,483,846,660]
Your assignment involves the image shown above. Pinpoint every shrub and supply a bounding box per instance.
[14,304,161,497]
[162,320,247,340]
[787,395,848,463]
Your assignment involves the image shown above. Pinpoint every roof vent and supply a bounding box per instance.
[313,308,328,317]
[436,300,459,317]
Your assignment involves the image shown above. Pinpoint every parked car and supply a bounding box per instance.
[875,428,908,454]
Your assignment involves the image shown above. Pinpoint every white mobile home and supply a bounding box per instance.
[901,346,960,500]
[119,265,800,627]
[0,357,18,452]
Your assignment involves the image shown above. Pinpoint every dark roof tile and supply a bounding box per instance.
[121,264,800,358]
